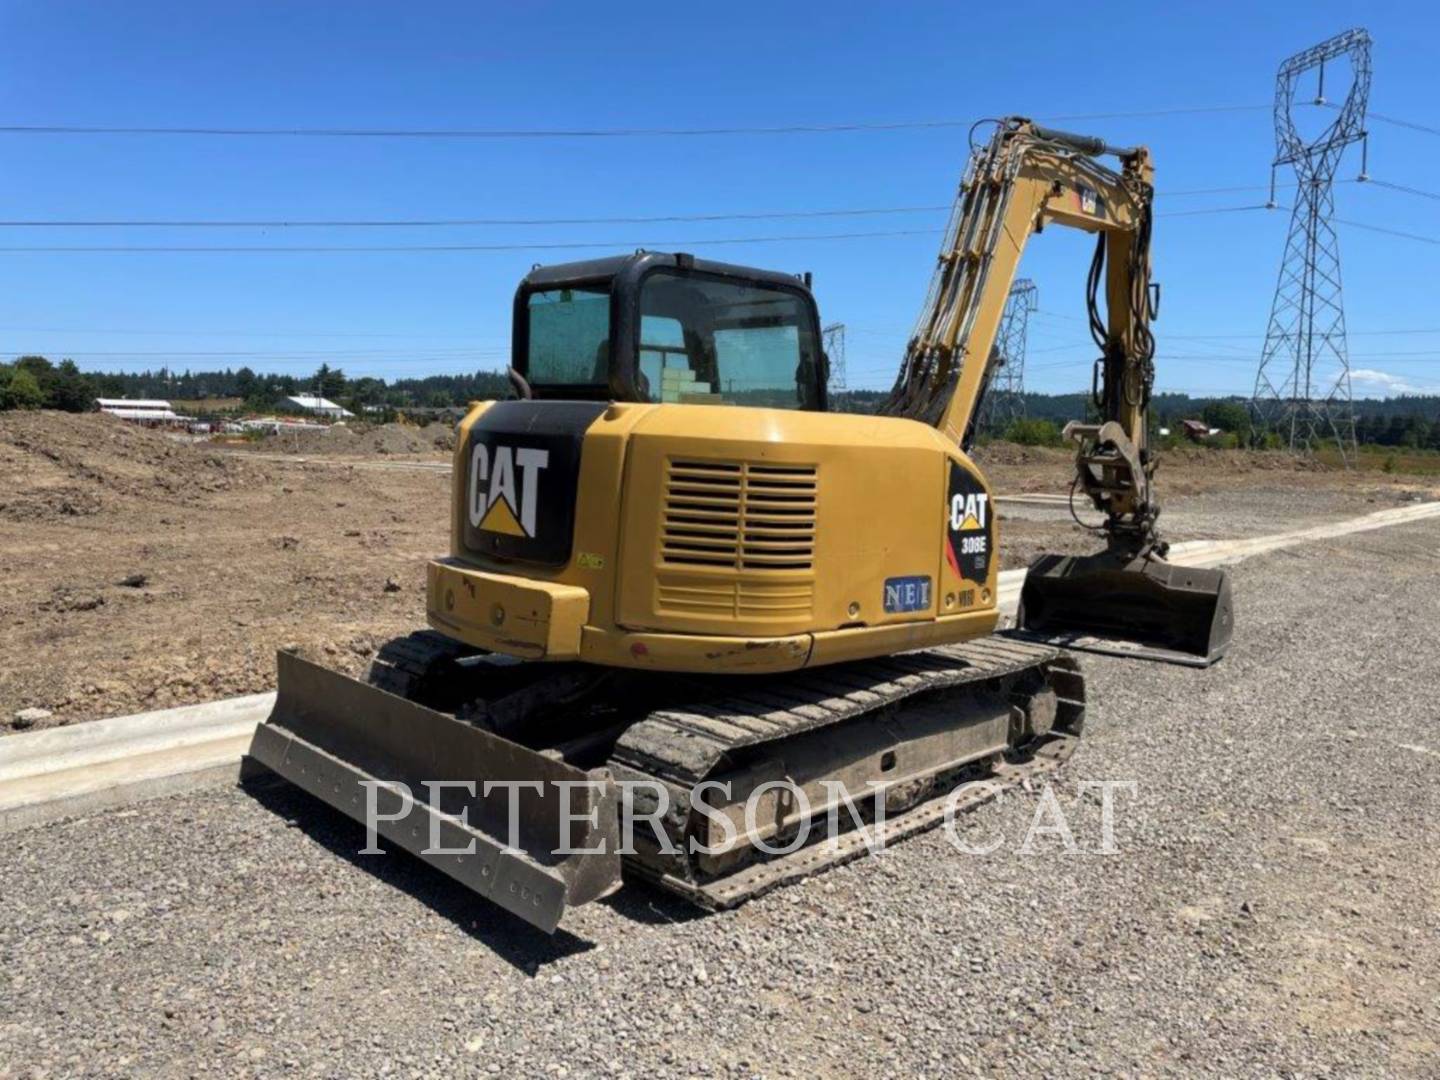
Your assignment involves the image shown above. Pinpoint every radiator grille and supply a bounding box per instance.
[661,459,817,571]
[656,579,816,619]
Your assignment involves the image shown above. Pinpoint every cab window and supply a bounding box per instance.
[639,315,687,401]
[636,271,821,408]
[526,286,610,385]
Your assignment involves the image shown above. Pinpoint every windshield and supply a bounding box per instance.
[637,271,820,409]
[526,285,610,386]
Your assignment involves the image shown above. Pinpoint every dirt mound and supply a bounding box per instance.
[1160,446,1328,473]
[976,440,1327,473]
[250,421,454,456]
[362,421,454,455]
[0,411,267,522]
[973,440,1334,496]
[972,443,1072,469]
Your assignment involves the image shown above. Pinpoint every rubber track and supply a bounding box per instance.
[365,630,479,700]
[610,636,1078,788]
[607,635,1085,902]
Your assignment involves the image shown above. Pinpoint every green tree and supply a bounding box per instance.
[46,359,96,412]
[1402,417,1431,449]
[1003,418,1062,447]
[0,364,45,409]
[311,363,346,400]
[1201,400,1252,442]
[16,355,53,379]
[235,366,258,401]
[15,355,56,402]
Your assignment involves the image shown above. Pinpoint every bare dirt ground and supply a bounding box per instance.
[0,413,451,732]
[2,516,1437,1077]
[223,419,457,457]
[977,441,1437,570]
[1,411,1435,734]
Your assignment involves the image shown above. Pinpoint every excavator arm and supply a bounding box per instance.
[886,117,1231,665]
[884,118,1157,537]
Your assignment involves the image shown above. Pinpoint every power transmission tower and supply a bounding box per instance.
[981,279,1038,434]
[822,322,847,390]
[1251,28,1370,464]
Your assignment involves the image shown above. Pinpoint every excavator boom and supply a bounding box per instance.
[884,117,1231,664]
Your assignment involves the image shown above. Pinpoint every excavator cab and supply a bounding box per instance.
[510,252,828,412]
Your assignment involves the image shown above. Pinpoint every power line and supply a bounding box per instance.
[53,357,510,372]
[0,203,1282,253]
[0,322,496,340]
[1365,110,1440,139]
[0,104,1269,140]
[1363,178,1440,202]
[0,186,1326,229]
[1155,203,1277,218]
[1334,217,1440,247]
[0,121,972,139]
[5,346,507,358]
[0,205,953,229]
[0,228,939,254]
[1033,311,1440,339]
[0,167,1405,238]
[1164,349,1440,362]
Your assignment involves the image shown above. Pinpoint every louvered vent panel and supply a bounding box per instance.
[662,460,816,571]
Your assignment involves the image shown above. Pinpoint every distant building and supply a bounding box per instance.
[1180,419,1214,442]
[96,398,182,426]
[238,417,325,434]
[279,395,354,420]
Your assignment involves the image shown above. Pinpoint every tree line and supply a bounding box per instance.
[0,356,509,414]
[5,355,1440,450]
[829,388,1440,450]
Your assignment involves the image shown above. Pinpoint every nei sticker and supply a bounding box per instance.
[883,575,932,613]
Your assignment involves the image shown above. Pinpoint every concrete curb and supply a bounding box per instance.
[0,693,273,835]
[3,500,1437,834]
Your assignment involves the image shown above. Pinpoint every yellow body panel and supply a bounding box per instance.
[429,121,1171,676]
[435,400,1001,673]
[427,559,588,660]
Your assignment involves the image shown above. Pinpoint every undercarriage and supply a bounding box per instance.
[245,632,1084,932]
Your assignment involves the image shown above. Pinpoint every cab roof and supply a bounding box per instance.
[519,250,811,292]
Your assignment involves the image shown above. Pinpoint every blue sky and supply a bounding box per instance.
[1,1,1437,397]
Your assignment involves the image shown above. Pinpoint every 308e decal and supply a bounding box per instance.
[945,462,992,585]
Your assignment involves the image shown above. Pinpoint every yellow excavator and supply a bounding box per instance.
[245,118,1232,932]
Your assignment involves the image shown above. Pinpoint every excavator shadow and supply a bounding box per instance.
[241,773,597,975]
[600,881,708,927]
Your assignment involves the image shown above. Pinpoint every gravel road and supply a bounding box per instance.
[3,518,1438,1078]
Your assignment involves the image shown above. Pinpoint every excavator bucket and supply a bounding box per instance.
[243,651,622,933]
[1014,550,1233,667]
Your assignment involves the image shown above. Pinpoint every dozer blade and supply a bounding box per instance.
[244,651,622,933]
[1013,550,1233,667]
